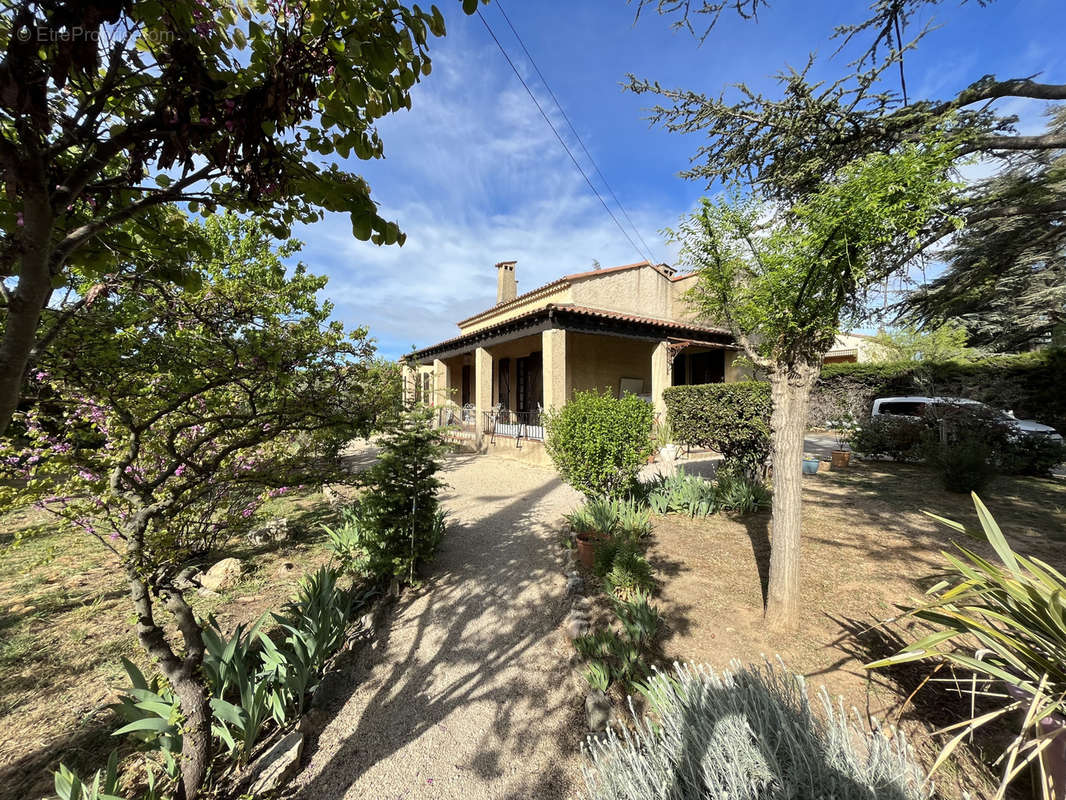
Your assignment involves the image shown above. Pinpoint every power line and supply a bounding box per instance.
[494,0,660,264]
[476,9,653,266]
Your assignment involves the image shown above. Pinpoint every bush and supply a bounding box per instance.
[715,463,773,513]
[583,660,930,800]
[932,439,994,493]
[642,466,770,516]
[663,382,772,476]
[349,408,448,583]
[545,390,654,498]
[852,416,927,461]
[574,593,661,692]
[809,349,1066,433]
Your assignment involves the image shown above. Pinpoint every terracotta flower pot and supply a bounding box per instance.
[831,449,851,469]
[575,533,599,569]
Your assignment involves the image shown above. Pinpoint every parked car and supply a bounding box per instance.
[870,396,1063,443]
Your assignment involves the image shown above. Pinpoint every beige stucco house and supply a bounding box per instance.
[403,259,744,461]
[824,332,887,364]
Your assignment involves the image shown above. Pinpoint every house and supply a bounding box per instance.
[402,259,747,462]
[824,332,887,364]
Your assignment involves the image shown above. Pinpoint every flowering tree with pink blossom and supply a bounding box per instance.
[0,213,398,799]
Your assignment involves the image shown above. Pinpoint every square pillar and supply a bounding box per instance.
[432,358,450,407]
[474,346,493,440]
[542,328,569,412]
[651,340,672,421]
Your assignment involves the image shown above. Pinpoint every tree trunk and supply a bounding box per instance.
[127,562,212,800]
[0,190,54,438]
[764,363,820,630]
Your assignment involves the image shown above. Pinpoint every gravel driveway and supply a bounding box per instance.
[293,452,585,800]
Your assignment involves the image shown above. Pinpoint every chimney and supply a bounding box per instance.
[495,260,517,304]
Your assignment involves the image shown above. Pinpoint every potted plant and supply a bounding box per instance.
[654,419,678,462]
[567,499,619,569]
[802,453,821,475]
[826,413,858,468]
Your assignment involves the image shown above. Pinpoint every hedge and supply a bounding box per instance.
[808,349,1066,432]
[663,381,772,471]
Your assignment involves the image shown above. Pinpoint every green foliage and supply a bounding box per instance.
[867,322,981,364]
[544,390,654,499]
[662,381,772,474]
[715,463,774,513]
[584,660,612,693]
[642,466,771,517]
[323,507,365,575]
[583,660,930,800]
[810,350,1066,434]
[932,439,994,494]
[604,548,656,602]
[568,497,651,541]
[852,416,927,462]
[348,409,448,584]
[111,659,181,777]
[575,593,662,693]
[868,495,1066,799]
[53,751,122,800]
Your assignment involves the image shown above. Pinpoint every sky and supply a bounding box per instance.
[290,0,1066,360]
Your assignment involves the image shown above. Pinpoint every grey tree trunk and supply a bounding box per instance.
[764,363,819,630]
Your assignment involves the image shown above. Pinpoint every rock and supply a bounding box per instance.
[572,597,591,613]
[566,609,590,627]
[585,690,612,732]
[199,558,243,592]
[247,731,304,795]
[275,561,297,579]
[322,485,340,506]
[566,576,584,597]
[566,618,590,640]
[248,517,290,545]
[311,670,349,711]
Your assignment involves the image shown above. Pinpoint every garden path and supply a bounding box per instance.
[294,450,585,800]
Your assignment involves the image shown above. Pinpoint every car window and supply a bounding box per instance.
[878,401,926,417]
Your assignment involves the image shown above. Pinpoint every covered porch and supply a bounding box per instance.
[405,305,741,458]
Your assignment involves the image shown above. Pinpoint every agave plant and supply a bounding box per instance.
[868,493,1066,799]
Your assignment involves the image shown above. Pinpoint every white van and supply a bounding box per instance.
[870,396,1062,442]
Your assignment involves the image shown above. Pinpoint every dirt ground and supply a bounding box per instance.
[642,459,1066,799]
[0,490,343,800]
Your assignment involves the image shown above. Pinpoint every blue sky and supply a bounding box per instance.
[291,0,1066,360]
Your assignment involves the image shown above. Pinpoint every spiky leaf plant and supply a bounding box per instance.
[867,493,1066,799]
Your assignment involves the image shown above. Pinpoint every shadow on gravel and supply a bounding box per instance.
[295,454,582,799]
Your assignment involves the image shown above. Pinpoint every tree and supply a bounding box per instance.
[905,110,1066,351]
[0,0,481,438]
[868,321,980,363]
[0,214,395,800]
[675,140,956,628]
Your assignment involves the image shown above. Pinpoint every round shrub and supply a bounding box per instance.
[662,381,772,476]
[544,390,654,499]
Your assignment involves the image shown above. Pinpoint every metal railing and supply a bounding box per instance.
[486,409,544,445]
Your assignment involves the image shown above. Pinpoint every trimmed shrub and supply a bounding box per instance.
[809,349,1066,433]
[583,660,930,800]
[663,381,772,475]
[545,390,654,498]
[932,438,993,493]
[851,416,927,462]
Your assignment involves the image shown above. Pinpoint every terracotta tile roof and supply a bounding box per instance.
[412,303,731,361]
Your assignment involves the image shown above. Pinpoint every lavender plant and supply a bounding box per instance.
[583,660,931,800]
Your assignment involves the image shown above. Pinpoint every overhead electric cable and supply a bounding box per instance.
[495,0,660,264]
[476,9,652,265]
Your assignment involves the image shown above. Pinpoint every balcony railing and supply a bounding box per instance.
[486,409,544,444]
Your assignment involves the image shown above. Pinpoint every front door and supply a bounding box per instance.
[461,364,471,406]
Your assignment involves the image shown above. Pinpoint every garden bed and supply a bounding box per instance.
[642,460,1066,799]
[0,489,341,800]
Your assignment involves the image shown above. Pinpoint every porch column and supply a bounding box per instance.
[651,340,671,420]
[542,328,569,411]
[432,358,450,407]
[474,346,493,441]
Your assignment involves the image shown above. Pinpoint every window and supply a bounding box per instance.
[498,358,510,409]
[878,401,926,417]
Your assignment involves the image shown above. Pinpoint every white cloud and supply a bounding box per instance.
[293,20,682,359]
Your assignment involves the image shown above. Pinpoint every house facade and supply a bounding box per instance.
[403,259,746,461]
[824,332,887,364]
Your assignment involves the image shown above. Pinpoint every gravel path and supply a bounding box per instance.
[294,452,585,800]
